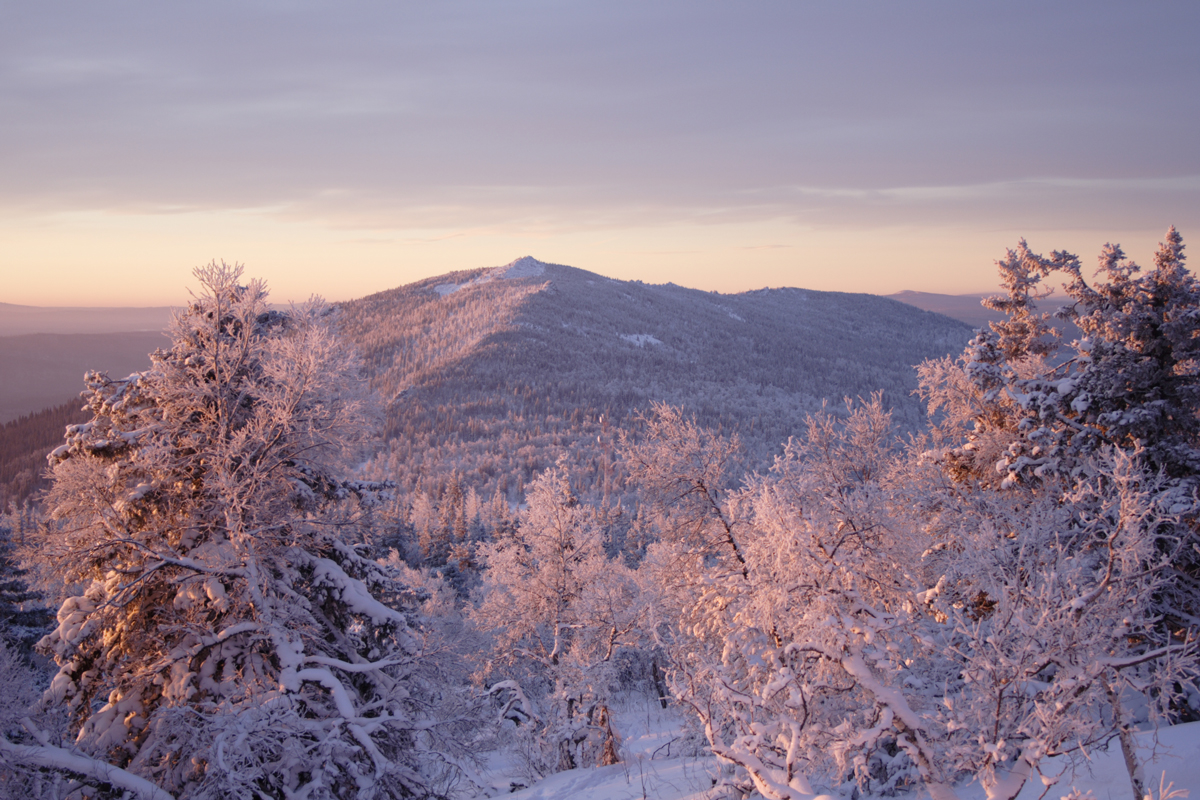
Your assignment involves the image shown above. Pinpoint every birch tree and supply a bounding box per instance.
[473,461,638,775]
[640,396,1195,800]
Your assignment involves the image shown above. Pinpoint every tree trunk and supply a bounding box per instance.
[595,704,621,765]
[651,658,669,709]
[1107,678,1147,800]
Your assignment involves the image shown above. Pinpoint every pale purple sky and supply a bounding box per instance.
[2,1,1197,305]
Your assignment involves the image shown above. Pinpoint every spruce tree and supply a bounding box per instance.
[0,519,51,652]
[8,263,475,800]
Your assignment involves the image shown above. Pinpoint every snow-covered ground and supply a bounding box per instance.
[488,698,721,800]
[1004,723,1199,800]
[482,698,1199,800]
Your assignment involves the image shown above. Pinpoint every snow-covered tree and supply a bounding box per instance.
[918,448,1195,800]
[921,229,1199,492]
[909,229,1200,799]
[473,460,639,775]
[8,263,477,799]
[638,396,1195,800]
[0,518,52,653]
[917,229,1200,674]
[637,398,922,799]
[622,402,747,576]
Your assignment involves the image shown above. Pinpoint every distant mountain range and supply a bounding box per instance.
[885,290,998,329]
[0,332,168,424]
[0,302,175,337]
[1,260,986,505]
[0,303,176,425]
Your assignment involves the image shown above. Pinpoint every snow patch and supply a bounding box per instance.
[712,303,745,322]
[499,701,720,800]
[493,256,547,280]
[620,334,662,347]
[431,257,549,297]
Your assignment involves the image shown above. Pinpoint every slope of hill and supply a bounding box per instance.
[0,399,91,508]
[339,257,974,499]
[0,261,975,507]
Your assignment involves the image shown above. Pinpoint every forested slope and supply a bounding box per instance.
[0,259,972,508]
[0,400,90,508]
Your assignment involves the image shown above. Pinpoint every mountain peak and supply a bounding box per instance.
[493,256,547,279]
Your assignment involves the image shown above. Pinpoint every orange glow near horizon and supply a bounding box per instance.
[0,207,1180,307]
[3,5,1196,308]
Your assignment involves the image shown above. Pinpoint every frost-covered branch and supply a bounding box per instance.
[0,735,175,800]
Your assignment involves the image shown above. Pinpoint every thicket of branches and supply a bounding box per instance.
[620,229,1198,800]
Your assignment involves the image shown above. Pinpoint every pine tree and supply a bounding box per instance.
[919,229,1200,620]
[919,230,1197,483]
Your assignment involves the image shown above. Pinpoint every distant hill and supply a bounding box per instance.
[0,331,168,424]
[886,291,998,329]
[0,400,91,508]
[888,289,1081,344]
[0,313,173,504]
[0,302,175,336]
[0,303,174,424]
[0,262,976,506]
[339,257,974,499]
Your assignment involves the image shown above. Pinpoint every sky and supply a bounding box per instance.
[2,1,1198,306]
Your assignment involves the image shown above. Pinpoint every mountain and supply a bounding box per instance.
[339,257,974,500]
[0,332,167,506]
[0,308,173,505]
[0,259,975,508]
[0,400,90,509]
[0,303,175,424]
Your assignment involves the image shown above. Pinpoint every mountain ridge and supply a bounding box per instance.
[337,258,974,499]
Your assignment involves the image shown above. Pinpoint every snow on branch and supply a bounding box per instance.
[0,736,175,800]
